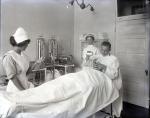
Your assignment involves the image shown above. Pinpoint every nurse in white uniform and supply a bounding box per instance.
[82,34,100,67]
[2,27,42,92]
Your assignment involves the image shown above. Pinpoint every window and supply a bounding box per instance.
[117,0,146,17]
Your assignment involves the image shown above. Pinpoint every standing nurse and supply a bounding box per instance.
[3,27,39,92]
[82,34,100,67]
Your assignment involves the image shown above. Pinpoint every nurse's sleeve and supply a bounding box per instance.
[82,48,87,61]
[3,55,17,80]
[95,47,100,55]
[105,58,119,80]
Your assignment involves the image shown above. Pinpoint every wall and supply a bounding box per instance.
[0,0,74,61]
[0,0,116,64]
[73,0,116,65]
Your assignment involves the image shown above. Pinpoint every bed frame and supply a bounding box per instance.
[92,103,114,118]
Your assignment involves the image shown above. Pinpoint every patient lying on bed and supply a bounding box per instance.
[0,42,122,118]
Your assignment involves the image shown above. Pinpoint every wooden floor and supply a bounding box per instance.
[91,102,149,118]
[120,102,149,118]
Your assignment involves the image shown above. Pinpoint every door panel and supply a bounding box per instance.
[116,17,149,108]
[116,39,145,53]
[117,54,145,69]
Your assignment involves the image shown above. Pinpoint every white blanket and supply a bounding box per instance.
[0,68,119,118]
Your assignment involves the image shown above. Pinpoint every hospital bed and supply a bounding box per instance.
[29,66,117,118]
[0,68,122,118]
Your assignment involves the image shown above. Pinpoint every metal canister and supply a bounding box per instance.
[36,36,45,60]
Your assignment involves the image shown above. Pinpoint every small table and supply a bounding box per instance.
[46,64,75,75]
[31,64,75,86]
[31,68,47,86]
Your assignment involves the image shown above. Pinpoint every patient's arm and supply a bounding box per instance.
[104,58,119,79]
[93,62,106,72]
[93,58,119,80]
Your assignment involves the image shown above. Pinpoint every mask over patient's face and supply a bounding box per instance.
[100,45,110,56]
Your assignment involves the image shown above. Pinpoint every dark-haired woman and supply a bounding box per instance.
[3,27,40,92]
[82,34,100,68]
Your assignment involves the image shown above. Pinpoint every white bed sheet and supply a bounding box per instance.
[0,68,120,118]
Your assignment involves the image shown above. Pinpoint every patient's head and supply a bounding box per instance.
[100,41,111,56]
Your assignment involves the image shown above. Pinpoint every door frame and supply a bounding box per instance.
[146,0,150,109]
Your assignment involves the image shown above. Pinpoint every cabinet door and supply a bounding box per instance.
[115,17,149,108]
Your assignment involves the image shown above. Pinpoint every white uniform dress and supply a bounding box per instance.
[82,45,100,67]
[3,50,33,92]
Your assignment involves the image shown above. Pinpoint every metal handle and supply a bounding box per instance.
[145,69,149,76]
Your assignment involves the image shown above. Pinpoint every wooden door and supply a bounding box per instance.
[115,15,149,108]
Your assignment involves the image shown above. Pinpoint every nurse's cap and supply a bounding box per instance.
[13,27,29,44]
[87,34,94,37]
[85,34,95,40]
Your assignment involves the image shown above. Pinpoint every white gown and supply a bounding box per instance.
[82,45,100,66]
[90,54,123,117]
[3,50,33,92]
[0,68,119,118]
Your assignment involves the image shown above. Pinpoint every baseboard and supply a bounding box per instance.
[122,101,149,118]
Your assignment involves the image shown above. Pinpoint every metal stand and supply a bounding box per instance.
[101,103,114,118]
[32,68,47,86]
